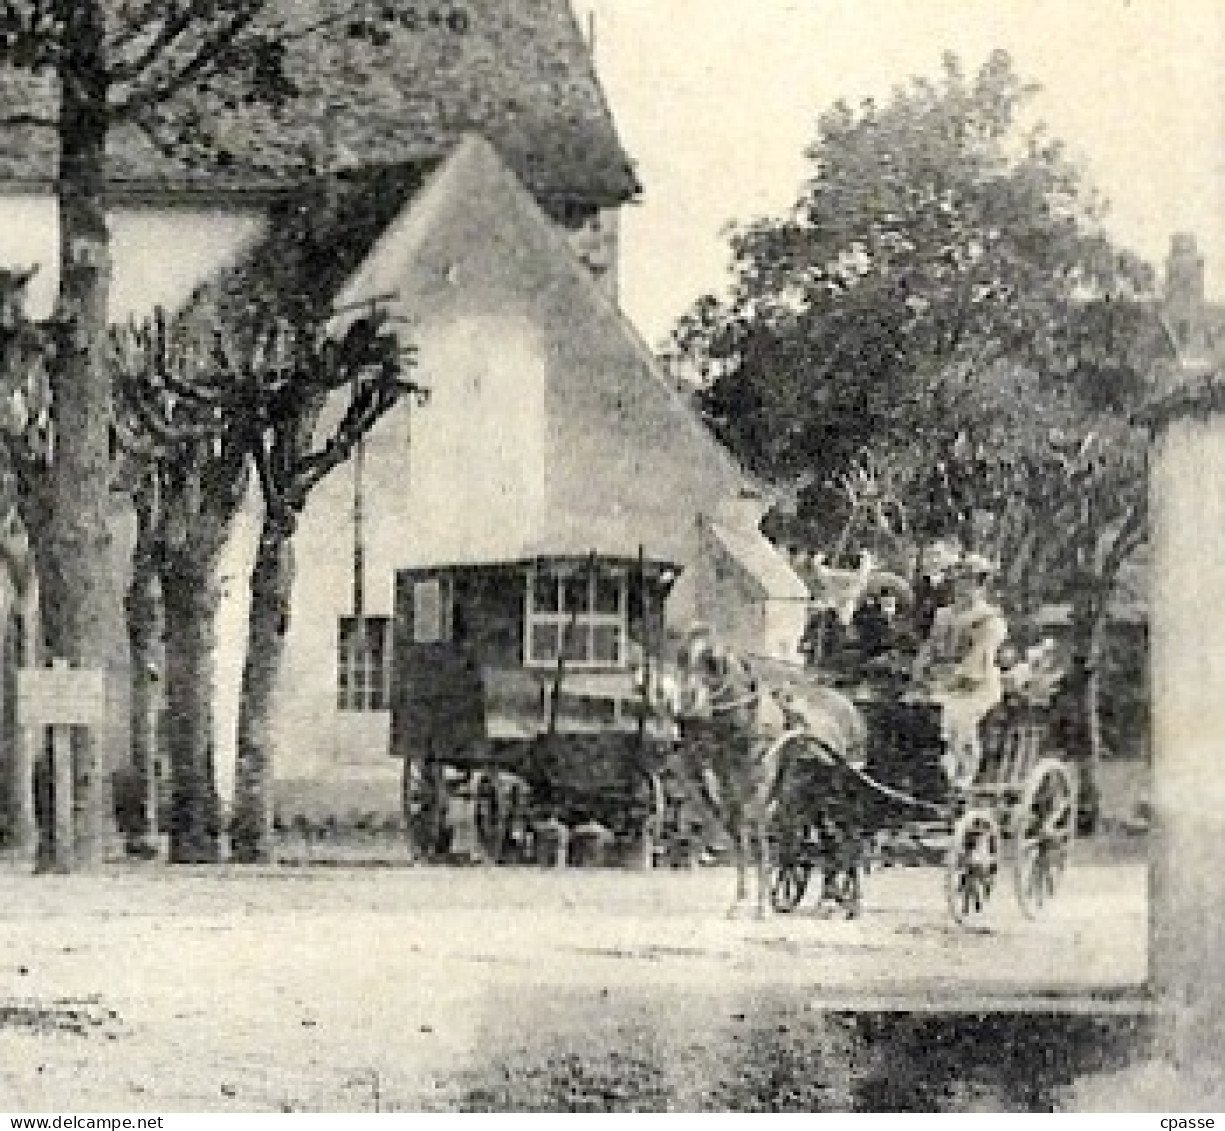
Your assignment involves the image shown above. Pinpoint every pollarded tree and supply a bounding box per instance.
[110,309,250,863]
[110,288,420,864]
[133,283,420,863]
[228,306,422,864]
[0,1,464,867]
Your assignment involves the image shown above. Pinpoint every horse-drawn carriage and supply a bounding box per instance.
[765,685,1078,926]
[653,618,1080,926]
[390,552,683,863]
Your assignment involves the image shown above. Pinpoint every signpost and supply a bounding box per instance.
[17,658,108,874]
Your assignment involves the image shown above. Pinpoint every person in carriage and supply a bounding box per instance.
[910,551,1009,789]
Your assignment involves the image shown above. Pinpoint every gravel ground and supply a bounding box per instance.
[0,851,1150,1112]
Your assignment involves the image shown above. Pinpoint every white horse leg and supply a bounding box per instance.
[727,822,751,918]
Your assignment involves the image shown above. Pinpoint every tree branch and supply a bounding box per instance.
[0,112,58,129]
[292,376,408,501]
[108,0,219,84]
[109,3,264,119]
[1098,498,1146,588]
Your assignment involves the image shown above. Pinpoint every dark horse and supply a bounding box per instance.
[644,632,866,917]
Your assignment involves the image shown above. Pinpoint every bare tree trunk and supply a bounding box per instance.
[20,1,120,870]
[231,522,295,864]
[1080,609,1108,833]
[125,539,161,855]
[161,565,220,863]
[9,580,40,860]
[0,587,17,853]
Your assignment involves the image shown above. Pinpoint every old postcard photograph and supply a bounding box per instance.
[0,0,1218,1114]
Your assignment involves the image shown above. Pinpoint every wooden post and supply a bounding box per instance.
[638,809,659,870]
[10,725,38,861]
[1150,407,1225,1101]
[50,720,74,874]
[144,700,160,850]
[17,657,108,875]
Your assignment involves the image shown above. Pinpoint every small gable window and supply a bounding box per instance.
[412,578,453,644]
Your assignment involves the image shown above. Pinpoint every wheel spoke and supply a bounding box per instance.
[946,810,1000,925]
[1013,761,1074,918]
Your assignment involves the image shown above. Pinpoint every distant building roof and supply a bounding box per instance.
[0,0,638,206]
[1160,231,1225,376]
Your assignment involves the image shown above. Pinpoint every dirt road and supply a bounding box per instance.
[0,855,1149,1112]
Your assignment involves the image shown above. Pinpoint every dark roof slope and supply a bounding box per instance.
[0,0,637,206]
[182,158,443,330]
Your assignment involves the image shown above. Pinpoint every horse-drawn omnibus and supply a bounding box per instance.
[389,549,683,863]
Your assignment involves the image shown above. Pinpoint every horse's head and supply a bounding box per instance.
[635,630,741,725]
[674,639,792,738]
[0,266,37,329]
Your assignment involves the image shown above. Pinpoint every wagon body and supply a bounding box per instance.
[390,554,680,861]
[768,690,1078,925]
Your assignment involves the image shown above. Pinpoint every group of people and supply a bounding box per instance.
[639,540,1067,793]
[802,545,1066,789]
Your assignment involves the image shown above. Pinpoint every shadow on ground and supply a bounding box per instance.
[443,990,1153,1112]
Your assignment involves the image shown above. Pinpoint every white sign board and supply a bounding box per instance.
[17,664,108,728]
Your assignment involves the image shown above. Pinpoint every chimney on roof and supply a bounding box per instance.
[1165,232,1206,351]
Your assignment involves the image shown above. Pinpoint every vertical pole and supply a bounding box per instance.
[637,544,648,743]
[353,436,365,620]
[144,679,159,850]
[11,598,37,860]
[51,722,74,874]
[351,323,368,713]
[12,726,37,860]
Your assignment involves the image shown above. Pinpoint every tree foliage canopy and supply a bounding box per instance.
[666,51,1161,618]
[0,1,467,172]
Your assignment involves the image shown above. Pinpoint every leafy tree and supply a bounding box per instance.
[670,51,1150,485]
[0,1,455,867]
[667,51,1161,787]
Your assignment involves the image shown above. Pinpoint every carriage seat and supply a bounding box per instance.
[857,697,951,804]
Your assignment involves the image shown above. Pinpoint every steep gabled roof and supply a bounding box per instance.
[0,0,637,206]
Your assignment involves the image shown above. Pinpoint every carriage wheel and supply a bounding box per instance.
[1013,758,1076,919]
[473,773,502,862]
[639,771,667,870]
[816,861,863,919]
[945,808,1001,926]
[770,861,811,913]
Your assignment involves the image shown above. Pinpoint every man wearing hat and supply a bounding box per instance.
[911,551,1008,787]
[914,539,961,638]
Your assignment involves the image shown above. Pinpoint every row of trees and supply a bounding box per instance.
[0,1,446,868]
[3,238,420,866]
[666,51,1161,773]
